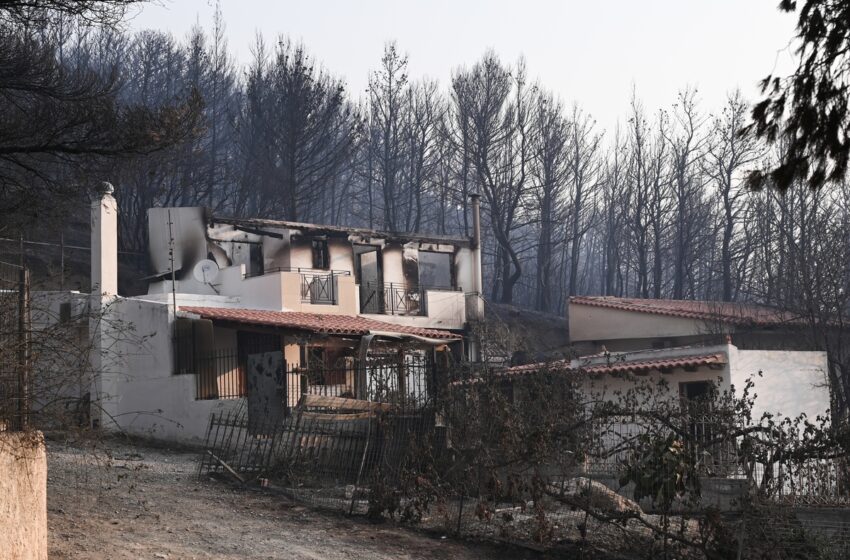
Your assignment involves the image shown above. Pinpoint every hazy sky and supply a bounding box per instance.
[128,0,799,134]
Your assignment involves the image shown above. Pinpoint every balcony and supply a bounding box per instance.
[299,270,350,305]
[359,282,428,316]
[358,281,466,326]
[234,266,355,314]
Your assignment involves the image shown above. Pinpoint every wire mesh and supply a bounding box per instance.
[0,261,28,431]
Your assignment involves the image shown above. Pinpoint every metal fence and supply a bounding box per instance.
[194,348,245,400]
[192,349,436,412]
[583,411,741,477]
[0,261,30,431]
[195,367,850,558]
[198,397,437,513]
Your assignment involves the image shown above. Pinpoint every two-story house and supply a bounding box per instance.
[74,189,485,444]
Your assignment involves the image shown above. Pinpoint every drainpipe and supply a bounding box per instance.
[468,193,484,362]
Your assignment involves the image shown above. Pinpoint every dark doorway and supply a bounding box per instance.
[355,245,383,313]
[418,250,454,289]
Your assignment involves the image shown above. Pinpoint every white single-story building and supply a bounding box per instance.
[502,342,830,422]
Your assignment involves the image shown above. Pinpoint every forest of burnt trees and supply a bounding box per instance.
[13,9,850,322]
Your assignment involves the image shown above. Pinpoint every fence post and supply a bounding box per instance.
[736,515,746,560]
[16,266,30,430]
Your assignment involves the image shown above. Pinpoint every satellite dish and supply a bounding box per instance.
[193,259,220,284]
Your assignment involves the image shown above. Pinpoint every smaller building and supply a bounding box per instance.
[505,343,830,422]
[569,296,809,354]
[482,342,830,499]
[566,295,834,421]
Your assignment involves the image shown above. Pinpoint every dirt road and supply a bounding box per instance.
[47,436,545,559]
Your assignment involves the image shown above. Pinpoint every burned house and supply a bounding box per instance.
[61,190,485,444]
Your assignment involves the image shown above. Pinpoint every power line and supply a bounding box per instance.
[0,237,145,256]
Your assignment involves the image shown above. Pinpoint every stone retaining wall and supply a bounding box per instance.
[0,431,47,560]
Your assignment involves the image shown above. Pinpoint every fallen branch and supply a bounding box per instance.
[206,450,245,483]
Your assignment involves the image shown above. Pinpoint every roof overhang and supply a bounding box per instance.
[178,306,462,343]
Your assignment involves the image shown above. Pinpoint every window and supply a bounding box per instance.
[679,380,716,444]
[59,302,72,323]
[173,317,214,374]
[418,251,453,289]
[312,239,330,270]
[679,380,712,402]
[249,244,264,276]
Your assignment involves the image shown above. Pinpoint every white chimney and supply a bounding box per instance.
[467,193,485,363]
[91,182,118,296]
[470,193,483,298]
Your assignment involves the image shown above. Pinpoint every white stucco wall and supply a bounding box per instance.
[328,239,355,273]
[578,361,731,405]
[571,344,831,423]
[98,297,241,444]
[729,348,830,421]
[381,244,404,285]
[454,247,475,293]
[569,304,710,343]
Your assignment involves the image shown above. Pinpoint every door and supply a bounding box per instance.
[246,351,286,435]
[355,246,383,313]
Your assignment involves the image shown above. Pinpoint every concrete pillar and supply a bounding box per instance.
[89,183,120,429]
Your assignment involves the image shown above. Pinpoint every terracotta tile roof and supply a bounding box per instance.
[577,352,727,375]
[179,306,462,340]
[569,296,800,327]
[452,351,727,387]
[504,352,727,377]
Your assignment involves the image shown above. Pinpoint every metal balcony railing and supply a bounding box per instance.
[359,282,429,316]
[242,266,350,305]
[301,271,348,305]
[243,265,350,280]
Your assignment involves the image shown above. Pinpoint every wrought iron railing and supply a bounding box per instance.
[243,265,350,280]
[300,271,346,305]
[194,348,246,400]
[359,282,428,316]
[190,346,436,411]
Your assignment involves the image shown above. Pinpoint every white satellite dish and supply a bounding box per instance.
[193,259,220,284]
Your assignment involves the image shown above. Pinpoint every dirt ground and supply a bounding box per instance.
[46,435,549,559]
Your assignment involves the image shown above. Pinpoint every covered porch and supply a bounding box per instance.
[175,306,462,414]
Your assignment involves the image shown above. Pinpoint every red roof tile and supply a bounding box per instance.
[504,352,727,377]
[569,296,799,327]
[452,352,727,387]
[577,352,727,375]
[179,306,462,340]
